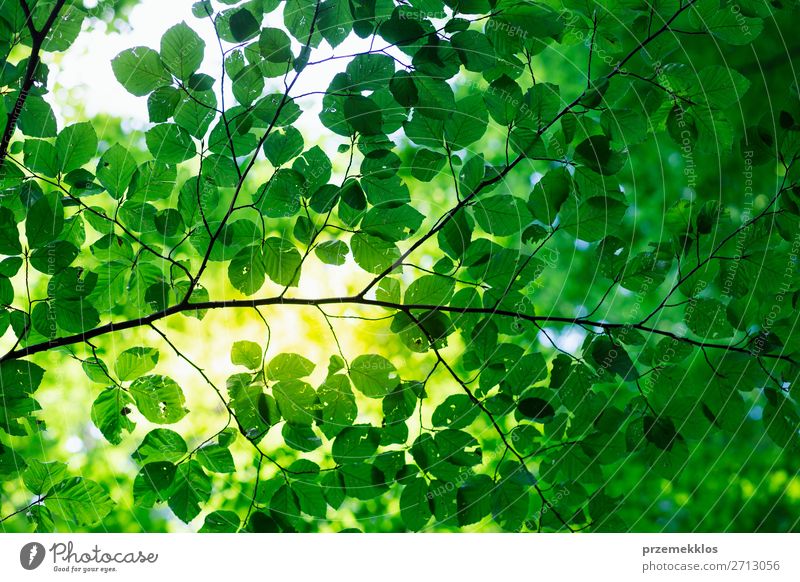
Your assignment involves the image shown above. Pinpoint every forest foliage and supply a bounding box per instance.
[0,0,799,532]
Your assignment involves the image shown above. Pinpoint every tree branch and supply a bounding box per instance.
[0,0,68,166]
[357,0,700,299]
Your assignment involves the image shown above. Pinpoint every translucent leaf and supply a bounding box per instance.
[272,379,317,425]
[115,347,159,382]
[91,387,136,445]
[111,46,171,96]
[145,123,196,163]
[266,352,315,380]
[197,444,235,473]
[231,340,262,370]
[167,460,211,523]
[22,459,68,495]
[45,478,114,526]
[200,510,240,533]
[351,232,400,274]
[96,144,138,199]
[160,21,205,81]
[350,354,400,398]
[129,375,188,424]
[400,477,431,531]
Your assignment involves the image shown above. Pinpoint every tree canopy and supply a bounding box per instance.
[0,0,799,533]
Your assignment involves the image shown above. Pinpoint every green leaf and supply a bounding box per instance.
[0,257,22,277]
[133,461,177,507]
[456,474,493,526]
[383,381,419,423]
[685,298,735,339]
[485,75,522,126]
[350,354,400,398]
[283,423,322,452]
[318,0,352,48]
[573,135,626,175]
[293,478,327,518]
[91,387,136,445]
[28,505,54,532]
[351,232,400,274]
[23,139,59,176]
[40,2,85,52]
[96,144,138,199]
[160,22,205,80]
[318,374,357,438]
[273,379,317,425]
[688,3,763,45]
[0,276,12,306]
[400,478,432,531]
[259,27,292,62]
[491,466,531,531]
[228,245,266,295]
[227,7,260,41]
[339,463,386,500]
[0,443,26,479]
[148,86,180,122]
[231,340,263,369]
[262,237,302,286]
[197,444,235,473]
[517,396,555,421]
[362,151,404,183]
[444,95,488,150]
[168,460,211,523]
[132,429,186,465]
[45,477,114,526]
[432,394,480,429]
[346,54,395,91]
[315,240,348,265]
[174,88,217,137]
[410,148,446,182]
[56,122,98,173]
[0,208,21,255]
[643,415,682,451]
[112,46,172,96]
[405,274,455,306]
[26,193,64,249]
[284,0,320,45]
[217,427,238,448]
[115,347,160,382]
[267,352,315,380]
[389,70,418,107]
[292,145,332,194]
[528,167,571,225]
[246,510,281,532]
[0,359,46,397]
[129,375,188,424]
[257,168,303,217]
[200,510,240,533]
[264,127,304,166]
[560,196,628,242]
[451,30,496,71]
[344,95,383,135]
[362,203,424,242]
[473,194,531,236]
[145,123,196,163]
[228,374,280,442]
[22,460,68,495]
[232,63,264,106]
[53,297,100,333]
[18,96,57,137]
[413,75,455,120]
[664,64,750,109]
[587,335,638,381]
[332,424,380,464]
